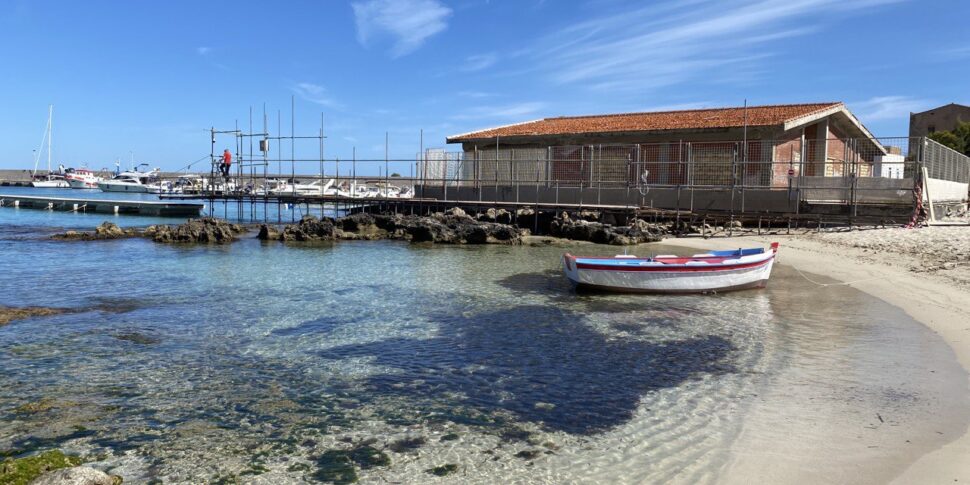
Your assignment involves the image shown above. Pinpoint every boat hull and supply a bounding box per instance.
[67,178,100,189]
[31,180,70,188]
[562,247,776,294]
[98,182,151,193]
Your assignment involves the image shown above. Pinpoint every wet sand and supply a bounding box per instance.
[673,231,970,484]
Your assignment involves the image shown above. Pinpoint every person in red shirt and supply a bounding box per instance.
[220,149,232,178]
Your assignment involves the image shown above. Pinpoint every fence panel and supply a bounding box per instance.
[423,136,965,206]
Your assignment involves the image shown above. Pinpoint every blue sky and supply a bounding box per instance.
[1,0,968,173]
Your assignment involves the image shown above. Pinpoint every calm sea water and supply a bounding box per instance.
[0,190,967,484]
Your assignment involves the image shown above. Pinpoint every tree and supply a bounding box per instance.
[929,130,965,153]
[927,120,970,156]
[953,120,970,156]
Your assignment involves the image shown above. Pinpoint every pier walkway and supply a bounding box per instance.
[0,194,204,217]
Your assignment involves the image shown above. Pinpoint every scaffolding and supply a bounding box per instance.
[178,102,969,228]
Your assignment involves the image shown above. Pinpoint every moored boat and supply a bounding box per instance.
[562,243,779,294]
[64,168,103,189]
[98,167,161,193]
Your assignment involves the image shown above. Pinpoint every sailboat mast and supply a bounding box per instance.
[48,105,53,175]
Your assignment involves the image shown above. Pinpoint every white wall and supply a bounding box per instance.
[925,178,969,202]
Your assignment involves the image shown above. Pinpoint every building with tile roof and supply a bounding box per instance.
[445,102,886,188]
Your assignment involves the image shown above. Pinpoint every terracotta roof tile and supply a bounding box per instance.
[448,102,843,142]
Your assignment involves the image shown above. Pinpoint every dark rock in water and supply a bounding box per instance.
[14,397,58,414]
[95,222,126,239]
[51,222,136,241]
[513,208,555,234]
[477,208,513,224]
[0,306,68,326]
[257,224,280,241]
[388,436,427,453]
[266,211,523,245]
[279,215,337,242]
[336,213,386,240]
[408,219,457,243]
[146,217,244,244]
[550,216,665,245]
[514,449,542,460]
[443,207,466,218]
[114,331,161,345]
[27,466,122,485]
[347,446,390,469]
[313,450,358,484]
[425,464,459,476]
[338,213,376,233]
[439,433,460,442]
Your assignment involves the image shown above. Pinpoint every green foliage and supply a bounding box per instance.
[929,130,964,153]
[0,450,82,485]
[928,120,970,155]
[954,120,970,155]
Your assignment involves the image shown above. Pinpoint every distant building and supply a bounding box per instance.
[447,102,886,187]
[909,103,970,137]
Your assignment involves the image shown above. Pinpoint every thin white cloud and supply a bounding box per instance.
[639,101,716,112]
[458,90,499,99]
[528,0,904,92]
[461,53,498,72]
[352,0,452,57]
[934,45,970,61]
[451,102,546,121]
[196,46,211,56]
[291,82,340,108]
[851,96,932,121]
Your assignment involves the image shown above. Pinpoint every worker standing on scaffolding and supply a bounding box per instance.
[219,148,232,179]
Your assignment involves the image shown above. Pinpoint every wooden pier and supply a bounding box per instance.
[0,194,204,217]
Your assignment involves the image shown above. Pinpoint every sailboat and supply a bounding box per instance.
[30,105,69,188]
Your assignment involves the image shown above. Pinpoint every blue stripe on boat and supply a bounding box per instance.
[574,258,655,266]
[708,248,765,257]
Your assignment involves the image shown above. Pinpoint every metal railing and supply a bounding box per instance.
[419,136,969,190]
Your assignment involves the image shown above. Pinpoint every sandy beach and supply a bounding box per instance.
[673,225,970,484]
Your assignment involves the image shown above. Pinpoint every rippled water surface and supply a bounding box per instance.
[0,201,966,484]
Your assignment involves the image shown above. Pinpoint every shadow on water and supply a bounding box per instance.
[271,315,364,337]
[496,270,701,315]
[316,303,736,435]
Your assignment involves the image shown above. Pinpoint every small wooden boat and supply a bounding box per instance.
[562,243,779,294]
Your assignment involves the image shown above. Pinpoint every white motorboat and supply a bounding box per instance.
[562,243,779,294]
[64,167,103,189]
[269,179,333,196]
[98,166,161,193]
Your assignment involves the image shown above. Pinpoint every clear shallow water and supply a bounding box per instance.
[0,210,967,484]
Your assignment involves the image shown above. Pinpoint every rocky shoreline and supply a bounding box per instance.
[51,209,677,246]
